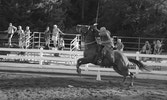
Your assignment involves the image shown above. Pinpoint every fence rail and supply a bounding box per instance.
[0,48,167,80]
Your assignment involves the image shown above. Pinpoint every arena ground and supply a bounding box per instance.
[0,71,166,100]
[0,48,167,100]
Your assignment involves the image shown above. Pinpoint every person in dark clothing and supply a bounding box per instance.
[44,26,51,48]
[151,40,156,54]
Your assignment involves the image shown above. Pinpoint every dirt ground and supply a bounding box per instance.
[0,72,166,100]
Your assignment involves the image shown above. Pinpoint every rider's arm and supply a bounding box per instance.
[13,26,17,32]
[94,27,100,32]
[58,28,64,35]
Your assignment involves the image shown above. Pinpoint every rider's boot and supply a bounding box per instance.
[97,53,103,65]
[98,46,108,64]
[96,45,103,65]
[105,46,115,64]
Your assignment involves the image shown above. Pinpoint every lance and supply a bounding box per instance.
[95,0,100,23]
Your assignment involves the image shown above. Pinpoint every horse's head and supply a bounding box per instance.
[76,25,90,36]
[76,24,99,44]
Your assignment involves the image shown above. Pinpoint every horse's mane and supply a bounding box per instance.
[79,25,97,42]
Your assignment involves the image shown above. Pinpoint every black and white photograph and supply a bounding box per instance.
[0,0,167,100]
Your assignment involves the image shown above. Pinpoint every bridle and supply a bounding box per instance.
[84,26,98,46]
[77,24,98,46]
[84,41,96,45]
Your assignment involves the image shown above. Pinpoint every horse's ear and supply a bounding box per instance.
[88,26,90,30]
[76,25,79,33]
[89,25,96,31]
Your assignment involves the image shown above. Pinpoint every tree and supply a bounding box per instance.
[0,0,167,38]
[98,0,167,37]
[0,0,69,31]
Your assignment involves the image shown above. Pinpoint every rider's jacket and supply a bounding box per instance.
[100,30,111,43]
[99,30,114,47]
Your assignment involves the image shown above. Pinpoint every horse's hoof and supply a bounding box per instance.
[76,68,81,75]
[129,83,134,87]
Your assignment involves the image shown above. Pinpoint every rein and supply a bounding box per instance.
[84,41,96,45]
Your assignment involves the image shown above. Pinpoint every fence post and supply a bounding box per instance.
[74,54,78,65]
[40,47,43,65]
[96,67,101,81]
[135,51,140,74]
[32,32,35,48]
[39,32,41,48]
[85,64,89,71]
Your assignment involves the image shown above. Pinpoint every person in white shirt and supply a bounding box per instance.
[25,26,31,48]
[52,25,64,48]
[44,26,51,48]
[17,26,25,48]
[7,23,17,46]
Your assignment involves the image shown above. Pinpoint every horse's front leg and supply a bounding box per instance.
[76,58,82,76]
[129,72,135,87]
[76,57,91,75]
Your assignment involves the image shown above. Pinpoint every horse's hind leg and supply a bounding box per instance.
[122,76,127,83]
[119,76,127,86]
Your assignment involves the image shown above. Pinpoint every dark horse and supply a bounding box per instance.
[76,25,148,86]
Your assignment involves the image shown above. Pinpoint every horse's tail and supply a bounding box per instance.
[128,58,150,71]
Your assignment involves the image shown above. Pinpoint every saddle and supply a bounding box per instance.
[96,45,104,65]
[96,45,114,65]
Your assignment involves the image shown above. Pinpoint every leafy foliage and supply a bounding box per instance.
[0,0,167,37]
[98,0,167,37]
[0,0,68,31]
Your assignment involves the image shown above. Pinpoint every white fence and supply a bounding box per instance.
[0,48,167,80]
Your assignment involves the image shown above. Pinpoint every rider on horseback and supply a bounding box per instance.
[94,24,115,65]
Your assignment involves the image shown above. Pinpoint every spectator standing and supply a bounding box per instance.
[52,25,64,48]
[25,26,31,49]
[44,26,51,49]
[17,26,25,48]
[7,23,17,47]
[151,40,156,54]
[116,39,124,51]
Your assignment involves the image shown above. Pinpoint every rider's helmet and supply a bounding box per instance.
[54,25,57,28]
[26,26,30,30]
[18,26,22,30]
[93,23,98,26]
[90,23,98,29]
[100,27,106,32]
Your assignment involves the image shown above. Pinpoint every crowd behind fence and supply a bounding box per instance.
[118,36,167,53]
[0,31,167,53]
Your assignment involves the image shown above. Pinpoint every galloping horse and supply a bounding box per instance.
[76,25,148,86]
